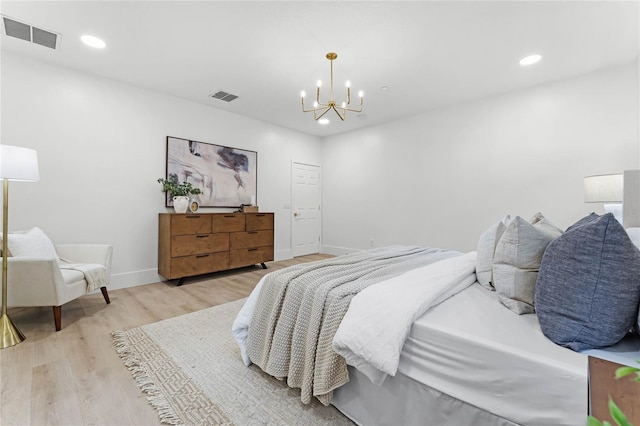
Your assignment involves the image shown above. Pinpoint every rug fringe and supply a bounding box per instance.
[112,330,184,425]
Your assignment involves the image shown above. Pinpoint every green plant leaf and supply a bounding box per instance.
[608,398,632,426]
[615,366,640,379]
[158,178,201,197]
[587,415,605,426]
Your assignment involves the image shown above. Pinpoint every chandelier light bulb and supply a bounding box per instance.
[317,80,322,88]
[341,102,346,108]
[358,91,364,98]
[346,81,351,88]
[313,101,319,108]
[301,91,306,98]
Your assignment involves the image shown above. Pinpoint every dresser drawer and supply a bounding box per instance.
[212,214,246,232]
[171,233,229,257]
[171,214,212,235]
[230,230,273,249]
[170,251,230,278]
[229,246,274,269]
[246,213,274,231]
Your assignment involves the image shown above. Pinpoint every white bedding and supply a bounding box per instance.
[232,248,639,426]
[232,275,266,366]
[332,251,477,385]
[398,282,587,425]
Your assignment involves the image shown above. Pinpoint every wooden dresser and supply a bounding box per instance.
[158,212,274,285]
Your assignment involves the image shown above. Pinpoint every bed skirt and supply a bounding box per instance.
[332,366,519,426]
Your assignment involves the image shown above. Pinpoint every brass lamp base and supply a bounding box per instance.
[0,313,25,348]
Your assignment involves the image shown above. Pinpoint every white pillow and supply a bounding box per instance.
[7,227,58,260]
[476,215,511,290]
[493,213,562,314]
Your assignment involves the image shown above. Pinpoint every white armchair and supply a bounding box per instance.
[2,242,113,331]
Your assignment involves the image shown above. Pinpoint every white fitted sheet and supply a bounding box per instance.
[394,283,588,426]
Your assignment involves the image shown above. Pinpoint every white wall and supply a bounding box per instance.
[322,64,639,254]
[1,52,322,289]
[3,52,637,288]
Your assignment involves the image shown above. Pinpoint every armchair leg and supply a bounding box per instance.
[100,287,111,304]
[52,306,61,331]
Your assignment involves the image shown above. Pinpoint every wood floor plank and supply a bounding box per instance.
[31,358,84,425]
[0,255,330,426]
[0,335,33,426]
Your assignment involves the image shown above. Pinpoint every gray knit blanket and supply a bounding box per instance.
[245,245,460,405]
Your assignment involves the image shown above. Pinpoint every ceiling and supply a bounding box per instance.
[1,1,638,138]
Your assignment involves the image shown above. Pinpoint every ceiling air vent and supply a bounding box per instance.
[210,91,239,102]
[2,16,59,50]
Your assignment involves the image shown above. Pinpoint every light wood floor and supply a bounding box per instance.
[0,254,331,426]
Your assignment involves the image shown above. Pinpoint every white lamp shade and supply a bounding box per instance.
[584,174,623,203]
[623,169,640,228]
[0,145,40,182]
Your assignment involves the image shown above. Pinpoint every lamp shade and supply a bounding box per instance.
[0,145,39,182]
[623,169,640,228]
[584,174,623,203]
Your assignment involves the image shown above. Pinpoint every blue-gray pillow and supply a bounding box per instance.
[535,213,640,351]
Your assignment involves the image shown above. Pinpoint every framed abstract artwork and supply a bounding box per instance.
[164,136,257,208]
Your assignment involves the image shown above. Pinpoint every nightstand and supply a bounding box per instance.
[588,356,639,424]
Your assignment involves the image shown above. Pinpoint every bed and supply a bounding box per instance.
[232,213,640,426]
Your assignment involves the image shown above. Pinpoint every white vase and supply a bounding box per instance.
[173,196,189,214]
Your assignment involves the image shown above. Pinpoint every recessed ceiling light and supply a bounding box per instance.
[519,54,541,66]
[81,34,106,49]
[318,119,330,125]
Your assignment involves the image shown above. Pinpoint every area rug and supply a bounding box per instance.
[112,298,353,425]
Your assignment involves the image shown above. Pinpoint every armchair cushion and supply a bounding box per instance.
[7,227,58,260]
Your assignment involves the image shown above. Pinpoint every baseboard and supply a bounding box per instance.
[321,245,362,257]
[108,268,164,290]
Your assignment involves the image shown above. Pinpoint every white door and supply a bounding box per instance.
[292,162,321,257]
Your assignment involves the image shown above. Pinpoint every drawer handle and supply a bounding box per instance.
[186,215,201,219]
[196,254,210,258]
[196,235,209,238]
[248,248,258,252]
[256,214,266,217]
[247,231,258,234]
[224,215,236,218]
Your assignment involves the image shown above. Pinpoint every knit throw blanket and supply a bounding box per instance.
[245,245,459,405]
[59,262,107,292]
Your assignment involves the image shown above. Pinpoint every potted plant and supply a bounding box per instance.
[158,177,202,213]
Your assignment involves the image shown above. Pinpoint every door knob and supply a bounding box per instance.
[294,212,299,217]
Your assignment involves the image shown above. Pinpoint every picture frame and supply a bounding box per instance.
[165,136,257,208]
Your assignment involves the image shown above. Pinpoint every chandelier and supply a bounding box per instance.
[301,52,363,121]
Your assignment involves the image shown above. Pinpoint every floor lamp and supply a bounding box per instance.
[0,145,39,349]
